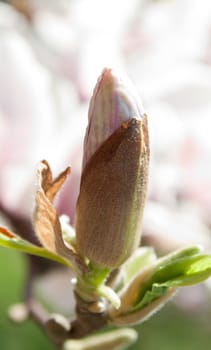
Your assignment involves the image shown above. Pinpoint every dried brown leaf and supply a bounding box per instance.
[34,160,86,273]
[38,160,70,202]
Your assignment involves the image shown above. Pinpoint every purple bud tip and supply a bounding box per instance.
[82,68,145,169]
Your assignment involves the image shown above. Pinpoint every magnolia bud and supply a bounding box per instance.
[82,68,145,169]
[75,69,149,269]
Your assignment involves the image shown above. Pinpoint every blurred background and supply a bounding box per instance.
[0,0,211,349]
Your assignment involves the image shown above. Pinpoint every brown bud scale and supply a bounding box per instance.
[75,115,149,268]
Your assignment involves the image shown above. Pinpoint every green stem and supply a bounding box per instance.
[75,262,120,308]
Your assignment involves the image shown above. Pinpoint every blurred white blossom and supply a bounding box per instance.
[0,0,211,286]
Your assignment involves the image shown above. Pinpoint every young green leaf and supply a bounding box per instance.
[128,253,211,314]
[108,245,211,325]
[0,227,71,267]
[133,250,210,311]
[121,247,157,287]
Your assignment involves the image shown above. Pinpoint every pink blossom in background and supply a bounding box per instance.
[0,4,87,221]
[0,0,211,251]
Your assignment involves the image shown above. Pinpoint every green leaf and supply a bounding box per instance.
[0,231,71,268]
[161,255,211,287]
[109,246,211,326]
[132,248,211,312]
[121,247,157,286]
[137,283,169,309]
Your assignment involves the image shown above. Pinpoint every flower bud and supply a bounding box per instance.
[75,68,149,268]
[82,68,145,169]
